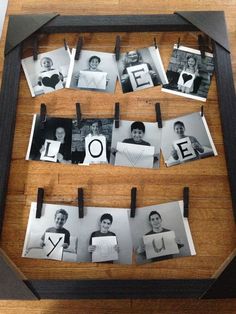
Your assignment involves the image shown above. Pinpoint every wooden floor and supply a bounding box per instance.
[0,0,236,313]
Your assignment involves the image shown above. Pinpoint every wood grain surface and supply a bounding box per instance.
[0,0,236,312]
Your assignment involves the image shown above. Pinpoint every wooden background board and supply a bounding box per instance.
[0,0,236,312]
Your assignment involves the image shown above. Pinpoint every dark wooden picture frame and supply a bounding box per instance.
[0,12,235,300]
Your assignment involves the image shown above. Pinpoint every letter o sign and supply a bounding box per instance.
[88,139,103,158]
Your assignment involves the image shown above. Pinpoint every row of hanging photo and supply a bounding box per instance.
[26,106,217,169]
[22,194,195,265]
[21,40,214,102]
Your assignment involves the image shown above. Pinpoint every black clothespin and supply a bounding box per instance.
[201,105,204,117]
[33,35,38,61]
[78,188,84,218]
[130,187,137,218]
[198,34,205,59]
[76,102,82,126]
[64,38,68,50]
[114,35,121,61]
[75,37,83,60]
[155,103,162,128]
[183,187,189,218]
[36,187,44,219]
[114,102,120,128]
[154,37,157,49]
[177,37,181,49]
[40,103,47,129]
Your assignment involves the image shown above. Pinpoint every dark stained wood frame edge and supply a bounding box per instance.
[0,13,235,299]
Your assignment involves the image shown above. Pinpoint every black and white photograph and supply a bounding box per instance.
[22,203,79,262]
[110,120,162,169]
[71,118,114,164]
[116,46,168,94]
[76,207,132,264]
[161,112,217,167]
[66,49,118,93]
[162,44,214,102]
[21,47,71,97]
[129,201,196,264]
[26,115,72,164]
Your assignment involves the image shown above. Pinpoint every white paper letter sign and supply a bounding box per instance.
[40,139,61,162]
[92,236,118,262]
[143,231,179,259]
[41,70,64,93]
[177,71,195,89]
[115,142,154,168]
[78,71,107,90]
[83,134,108,164]
[43,232,65,260]
[127,64,154,91]
[173,137,196,162]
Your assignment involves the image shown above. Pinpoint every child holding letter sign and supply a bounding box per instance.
[40,209,70,249]
[171,120,204,162]
[161,112,217,167]
[88,213,119,263]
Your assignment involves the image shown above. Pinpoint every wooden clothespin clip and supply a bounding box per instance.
[154,37,158,49]
[75,37,83,60]
[183,187,189,218]
[40,103,47,129]
[155,103,162,128]
[177,37,181,49]
[78,188,84,218]
[64,38,68,51]
[114,35,121,61]
[114,102,120,128]
[201,105,204,117]
[76,102,82,126]
[198,34,205,59]
[33,35,38,61]
[36,187,44,219]
[130,187,137,218]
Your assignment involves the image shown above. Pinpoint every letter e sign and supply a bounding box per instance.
[173,137,196,162]
[127,64,154,91]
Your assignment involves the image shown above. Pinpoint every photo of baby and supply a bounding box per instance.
[21,46,71,97]
[161,112,218,167]
[110,119,162,169]
[66,49,118,93]
[162,44,214,101]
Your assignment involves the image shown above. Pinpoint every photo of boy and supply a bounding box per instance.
[66,49,117,93]
[88,213,119,262]
[130,201,196,265]
[122,121,151,146]
[110,120,161,169]
[40,209,70,249]
[22,203,79,262]
[76,207,132,264]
